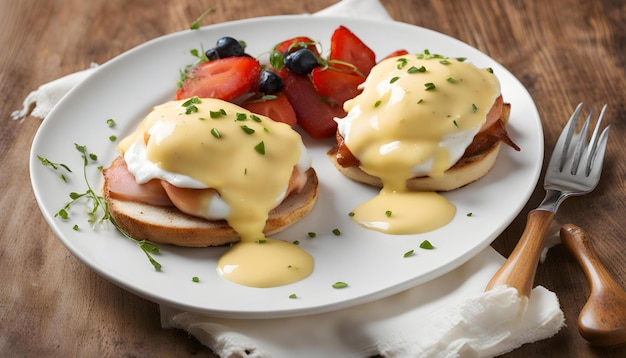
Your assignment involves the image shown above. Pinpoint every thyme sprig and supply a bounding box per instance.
[42,144,162,271]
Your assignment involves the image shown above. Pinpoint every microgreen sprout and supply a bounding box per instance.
[42,144,162,271]
[190,7,216,30]
[38,155,72,182]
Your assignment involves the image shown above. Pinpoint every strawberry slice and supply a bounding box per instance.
[274,36,319,56]
[311,67,364,107]
[329,26,376,77]
[381,49,409,61]
[281,70,345,139]
[175,57,261,101]
[241,93,298,126]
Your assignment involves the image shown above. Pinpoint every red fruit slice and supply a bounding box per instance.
[281,70,345,139]
[329,26,376,77]
[381,49,409,61]
[311,67,364,107]
[274,36,319,55]
[175,57,261,101]
[242,93,298,126]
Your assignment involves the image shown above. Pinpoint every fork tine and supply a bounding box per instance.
[570,105,594,175]
[585,104,608,176]
[586,125,611,179]
[558,102,584,171]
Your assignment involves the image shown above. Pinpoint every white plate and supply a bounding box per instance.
[30,15,543,319]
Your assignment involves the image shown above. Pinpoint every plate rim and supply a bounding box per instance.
[29,14,544,318]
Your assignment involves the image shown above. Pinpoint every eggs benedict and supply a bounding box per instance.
[102,97,318,287]
[329,51,519,234]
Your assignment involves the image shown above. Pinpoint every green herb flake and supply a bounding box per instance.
[424,82,436,91]
[439,59,451,65]
[332,281,348,289]
[254,141,265,155]
[106,118,116,127]
[348,212,355,217]
[240,125,255,135]
[192,276,200,283]
[293,240,300,245]
[472,103,478,113]
[467,212,473,217]
[385,210,392,217]
[486,67,494,73]
[211,128,221,138]
[403,249,415,258]
[419,240,434,250]
[453,120,459,128]
[72,224,79,231]
[108,135,117,142]
[417,99,424,104]
[250,114,262,122]
[456,57,467,62]
[210,109,227,118]
[390,76,400,84]
[289,293,298,299]
[256,239,267,244]
[236,112,248,121]
[407,65,426,74]
[447,77,457,83]
[396,58,408,69]
[374,100,382,108]
[332,228,341,236]
[307,232,317,238]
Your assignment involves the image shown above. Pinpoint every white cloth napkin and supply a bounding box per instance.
[16,0,564,356]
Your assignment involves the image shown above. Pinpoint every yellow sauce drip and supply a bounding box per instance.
[341,54,500,234]
[119,98,314,287]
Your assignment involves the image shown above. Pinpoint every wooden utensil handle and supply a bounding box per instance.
[560,224,621,292]
[485,209,554,296]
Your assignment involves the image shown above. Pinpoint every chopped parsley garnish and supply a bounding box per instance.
[332,228,341,236]
[403,249,415,258]
[307,232,317,238]
[192,276,200,283]
[390,76,400,84]
[210,109,227,118]
[240,125,255,134]
[106,118,116,127]
[254,141,265,155]
[289,293,298,299]
[472,103,478,113]
[424,82,436,91]
[419,240,434,250]
[407,65,426,74]
[332,281,348,289]
[210,128,221,138]
[385,210,392,217]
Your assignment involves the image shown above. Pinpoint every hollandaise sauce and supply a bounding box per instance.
[339,52,500,234]
[118,98,314,287]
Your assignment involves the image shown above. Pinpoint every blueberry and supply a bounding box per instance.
[258,70,283,95]
[214,36,245,57]
[204,48,220,60]
[284,48,320,75]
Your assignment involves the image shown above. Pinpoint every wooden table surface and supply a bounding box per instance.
[1,0,624,356]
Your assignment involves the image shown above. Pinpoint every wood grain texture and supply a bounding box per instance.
[1,0,624,356]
